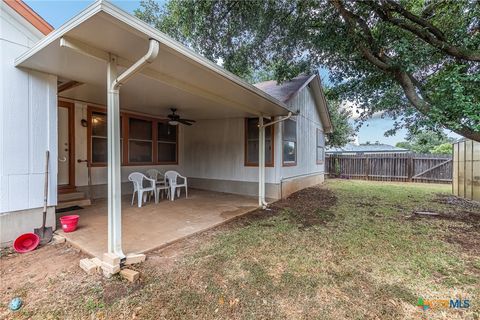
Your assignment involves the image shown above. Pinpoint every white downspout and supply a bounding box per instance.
[258,111,294,208]
[107,39,160,259]
[258,117,265,207]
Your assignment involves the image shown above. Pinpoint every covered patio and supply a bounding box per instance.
[16,0,292,270]
[57,189,257,258]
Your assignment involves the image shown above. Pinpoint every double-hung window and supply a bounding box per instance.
[89,110,123,165]
[245,118,274,166]
[282,119,297,166]
[157,121,177,163]
[128,117,153,164]
[316,128,325,164]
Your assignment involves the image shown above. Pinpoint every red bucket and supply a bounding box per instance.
[59,215,80,233]
[13,233,40,253]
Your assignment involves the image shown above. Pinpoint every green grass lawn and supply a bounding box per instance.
[8,180,480,319]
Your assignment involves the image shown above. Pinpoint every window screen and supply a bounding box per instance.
[283,119,297,165]
[157,122,177,163]
[245,118,274,166]
[128,118,152,163]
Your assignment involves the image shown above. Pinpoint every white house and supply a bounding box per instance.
[0,0,332,259]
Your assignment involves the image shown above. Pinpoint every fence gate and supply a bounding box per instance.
[325,153,452,183]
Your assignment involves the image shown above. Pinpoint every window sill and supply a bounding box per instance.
[282,162,297,167]
[244,163,275,168]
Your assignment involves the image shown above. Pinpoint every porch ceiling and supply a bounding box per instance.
[15,1,291,120]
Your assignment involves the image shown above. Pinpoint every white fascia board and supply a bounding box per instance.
[15,0,291,115]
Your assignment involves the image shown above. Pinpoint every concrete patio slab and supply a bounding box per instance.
[56,190,258,258]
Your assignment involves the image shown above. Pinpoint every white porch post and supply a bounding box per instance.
[107,54,125,258]
[257,113,293,208]
[258,117,265,207]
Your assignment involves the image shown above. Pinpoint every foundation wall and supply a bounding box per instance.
[281,173,324,199]
[0,207,56,247]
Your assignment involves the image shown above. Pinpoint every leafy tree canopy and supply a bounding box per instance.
[135,0,480,142]
[395,130,455,154]
[324,90,355,147]
[430,143,453,155]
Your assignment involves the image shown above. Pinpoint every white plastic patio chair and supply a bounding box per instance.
[146,169,168,201]
[146,169,165,185]
[128,172,157,208]
[165,170,188,201]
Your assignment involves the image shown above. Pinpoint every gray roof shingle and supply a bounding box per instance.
[254,75,313,103]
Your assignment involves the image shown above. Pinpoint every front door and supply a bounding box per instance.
[58,101,75,191]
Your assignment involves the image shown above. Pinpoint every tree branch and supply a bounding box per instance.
[370,0,480,61]
[383,0,446,40]
[330,0,480,142]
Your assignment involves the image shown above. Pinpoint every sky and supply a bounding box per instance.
[25,1,141,28]
[24,0,445,146]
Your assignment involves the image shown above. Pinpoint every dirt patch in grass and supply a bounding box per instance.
[445,226,480,256]
[409,194,479,226]
[435,194,480,210]
[408,194,480,258]
[102,280,144,305]
[270,186,337,228]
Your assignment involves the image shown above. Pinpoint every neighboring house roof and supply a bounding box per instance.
[3,0,53,35]
[326,143,409,154]
[254,74,333,133]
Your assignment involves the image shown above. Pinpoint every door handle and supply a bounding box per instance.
[59,157,67,162]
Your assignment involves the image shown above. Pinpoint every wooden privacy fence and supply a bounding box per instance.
[325,153,452,183]
[453,140,480,201]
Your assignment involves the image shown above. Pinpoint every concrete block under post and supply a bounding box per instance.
[80,258,97,275]
[103,252,121,266]
[91,257,102,269]
[120,269,140,282]
[101,261,120,278]
[125,253,146,265]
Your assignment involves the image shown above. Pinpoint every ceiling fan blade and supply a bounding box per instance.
[180,118,196,123]
[177,119,194,125]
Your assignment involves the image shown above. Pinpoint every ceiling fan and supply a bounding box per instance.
[167,108,196,126]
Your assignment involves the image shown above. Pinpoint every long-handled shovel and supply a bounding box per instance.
[34,150,53,245]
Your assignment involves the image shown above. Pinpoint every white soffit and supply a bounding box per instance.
[14,1,290,119]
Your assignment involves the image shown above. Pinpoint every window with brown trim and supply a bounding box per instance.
[87,107,179,166]
[316,128,325,164]
[245,118,274,166]
[282,119,297,166]
[157,121,178,163]
[89,110,123,165]
[128,117,153,163]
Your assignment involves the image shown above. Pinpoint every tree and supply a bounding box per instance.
[324,91,355,147]
[395,130,455,154]
[135,0,480,142]
[430,143,453,155]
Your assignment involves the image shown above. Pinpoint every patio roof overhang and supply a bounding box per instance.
[14,0,291,119]
[14,0,289,265]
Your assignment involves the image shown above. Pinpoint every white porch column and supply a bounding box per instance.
[107,54,124,258]
[258,117,265,207]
